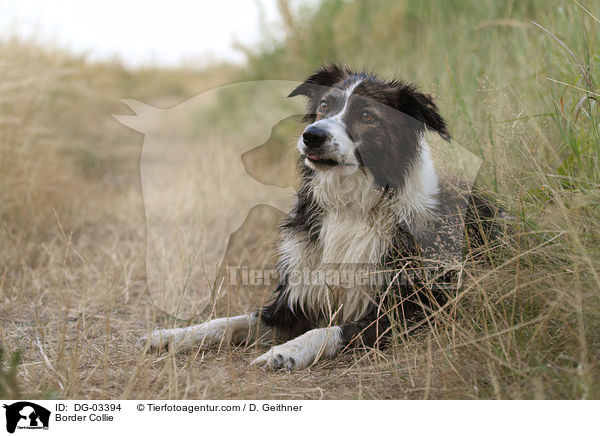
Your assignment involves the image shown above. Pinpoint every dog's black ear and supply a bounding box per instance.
[393,84,451,141]
[288,64,348,98]
[415,92,451,141]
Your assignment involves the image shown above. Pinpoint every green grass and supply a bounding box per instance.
[0,346,22,399]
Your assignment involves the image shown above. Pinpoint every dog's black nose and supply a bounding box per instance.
[303,126,329,148]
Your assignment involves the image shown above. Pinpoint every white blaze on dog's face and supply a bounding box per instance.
[290,64,450,191]
[296,80,363,176]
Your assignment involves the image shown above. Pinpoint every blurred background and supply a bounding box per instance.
[0,0,598,399]
[0,0,286,67]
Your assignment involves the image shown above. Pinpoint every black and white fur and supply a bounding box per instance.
[148,65,501,370]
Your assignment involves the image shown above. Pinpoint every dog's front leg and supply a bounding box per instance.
[250,326,343,371]
[148,312,269,352]
[250,311,391,370]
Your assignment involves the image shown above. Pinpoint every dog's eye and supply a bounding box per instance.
[361,111,374,122]
[318,101,328,112]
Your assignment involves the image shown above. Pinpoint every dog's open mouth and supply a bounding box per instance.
[305,154,341,167]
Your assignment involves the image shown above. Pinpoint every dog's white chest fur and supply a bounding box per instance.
[280,171,397,324]
[320,210,388,265]
[281,216,389,324]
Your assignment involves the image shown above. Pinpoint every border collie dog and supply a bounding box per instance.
[149,65,499,370]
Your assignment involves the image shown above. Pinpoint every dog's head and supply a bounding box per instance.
[289,64,450,190]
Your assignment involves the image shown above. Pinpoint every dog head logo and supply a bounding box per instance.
[3,402,50,433]
[114,80,481,319]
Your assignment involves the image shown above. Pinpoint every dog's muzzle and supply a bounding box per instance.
[300,125,342,168]
[302,125,330,149]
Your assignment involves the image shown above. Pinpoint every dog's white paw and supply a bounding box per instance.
[250,326,343,371]
[146,328,187,352]
[250,343,314,371]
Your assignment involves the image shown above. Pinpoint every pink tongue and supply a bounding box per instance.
[308,154,320,160]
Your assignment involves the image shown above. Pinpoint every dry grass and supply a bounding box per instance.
[1,0,600,399]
